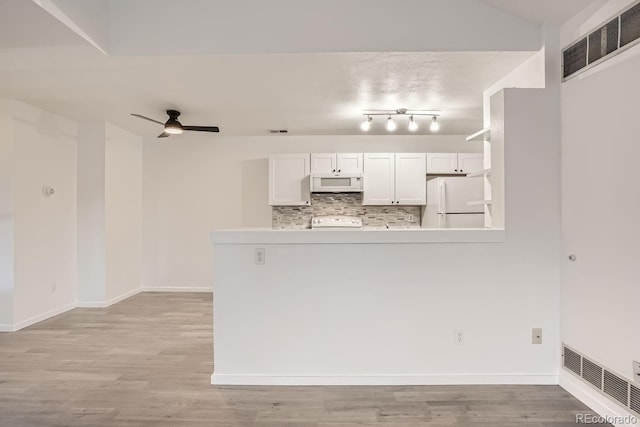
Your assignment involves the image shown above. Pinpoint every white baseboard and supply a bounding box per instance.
[559,371,639,427]
[0,324,14,332]
[142,286,212,293]
[211,373,559,386]
[12,302,77,331]
[77,287,142,308]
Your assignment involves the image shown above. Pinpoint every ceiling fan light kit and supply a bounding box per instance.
[131,109,220,138]
[361,109,440,133]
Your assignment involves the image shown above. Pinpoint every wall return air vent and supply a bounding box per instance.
[562,344,640,418]
[562,0,640,80]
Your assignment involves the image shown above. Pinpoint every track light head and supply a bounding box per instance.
[408,115,418,132]
[386,116,396,132]
[430,116,440,132]
[360,115,372,132]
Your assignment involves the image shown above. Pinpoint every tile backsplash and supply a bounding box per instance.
[272,193,421,229]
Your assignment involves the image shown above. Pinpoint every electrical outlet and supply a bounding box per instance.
[454,330,464,345]
[407,214,415,222]
[532,328,542,344]
[51,282,57,293]
[633,361,640,383]
[255,248,266,265]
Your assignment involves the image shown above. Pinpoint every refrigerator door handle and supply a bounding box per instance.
[440,180,447,215]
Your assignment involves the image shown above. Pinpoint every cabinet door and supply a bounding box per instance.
[310,153,336,174]
[363,153,395,205]
[457,153,484,174]
[395,153,426,205]
[426,153,458,174]
[269,154,311,206]
[336,153,363,174]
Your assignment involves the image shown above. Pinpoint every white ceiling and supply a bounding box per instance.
[479,0,596,25]
[0,0,86,48]
[0,47,534,136]
[0,0,555,137]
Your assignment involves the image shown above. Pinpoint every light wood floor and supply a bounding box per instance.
[0,292,609,426]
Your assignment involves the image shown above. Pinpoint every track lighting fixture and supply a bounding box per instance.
[430,115,440,132]
[359,109,441,133]
[360,115,372,131]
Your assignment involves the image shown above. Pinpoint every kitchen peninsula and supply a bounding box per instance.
[210,89,560,387]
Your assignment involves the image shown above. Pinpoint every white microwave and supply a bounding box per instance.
[310,173,364,193]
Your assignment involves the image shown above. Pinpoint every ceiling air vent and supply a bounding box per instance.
[562,344,639,417]
[564,346,582,375]
[583,358,603,389]
[269,129,289,134]
[563,0,640,80]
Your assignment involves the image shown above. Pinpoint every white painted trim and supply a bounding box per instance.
[0,324,15,333]
[12,302,77,331]
[142,287,212,293]
[77,287,142,308]
[559,371,639,427]
[211,373,559,386]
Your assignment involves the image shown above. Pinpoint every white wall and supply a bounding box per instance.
[10,100,78,327]
[77,122,106,303]
[105,123,142,301]
[0,101,15,329]
[77,121,143,305]
[211,89,562,384]
[560,0,640,385]
[142,135,482,290]
[483,49,545,127]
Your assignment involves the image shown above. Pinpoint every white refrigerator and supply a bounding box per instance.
[421,177,485,228]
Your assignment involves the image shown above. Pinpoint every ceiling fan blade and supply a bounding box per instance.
[131,113,164,125]
[183,125,220,133]
[157,132,170,138]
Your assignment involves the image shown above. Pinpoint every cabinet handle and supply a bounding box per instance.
[454,169,458,172]
[338,169,341,172]
[332,169,335,172]
[460,169,464,173]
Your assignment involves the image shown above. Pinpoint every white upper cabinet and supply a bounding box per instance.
[363,153,395,205]
[337,153,363,174]
[427,153,483,174]
[363,153,426,205]
[311,153,363,174]
[426,153,458,174]
[269,154,311,206]
[395,153,426,205]
[310,153,336,174]
[457,153,484,174]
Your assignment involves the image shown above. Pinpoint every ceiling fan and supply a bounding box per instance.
[131,110,220,138]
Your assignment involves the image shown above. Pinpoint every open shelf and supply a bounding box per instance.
[467,200,493,206]
[466,168,492,178]
[466,128,491,142]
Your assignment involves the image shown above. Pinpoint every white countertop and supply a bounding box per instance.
[210,227,505,244]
